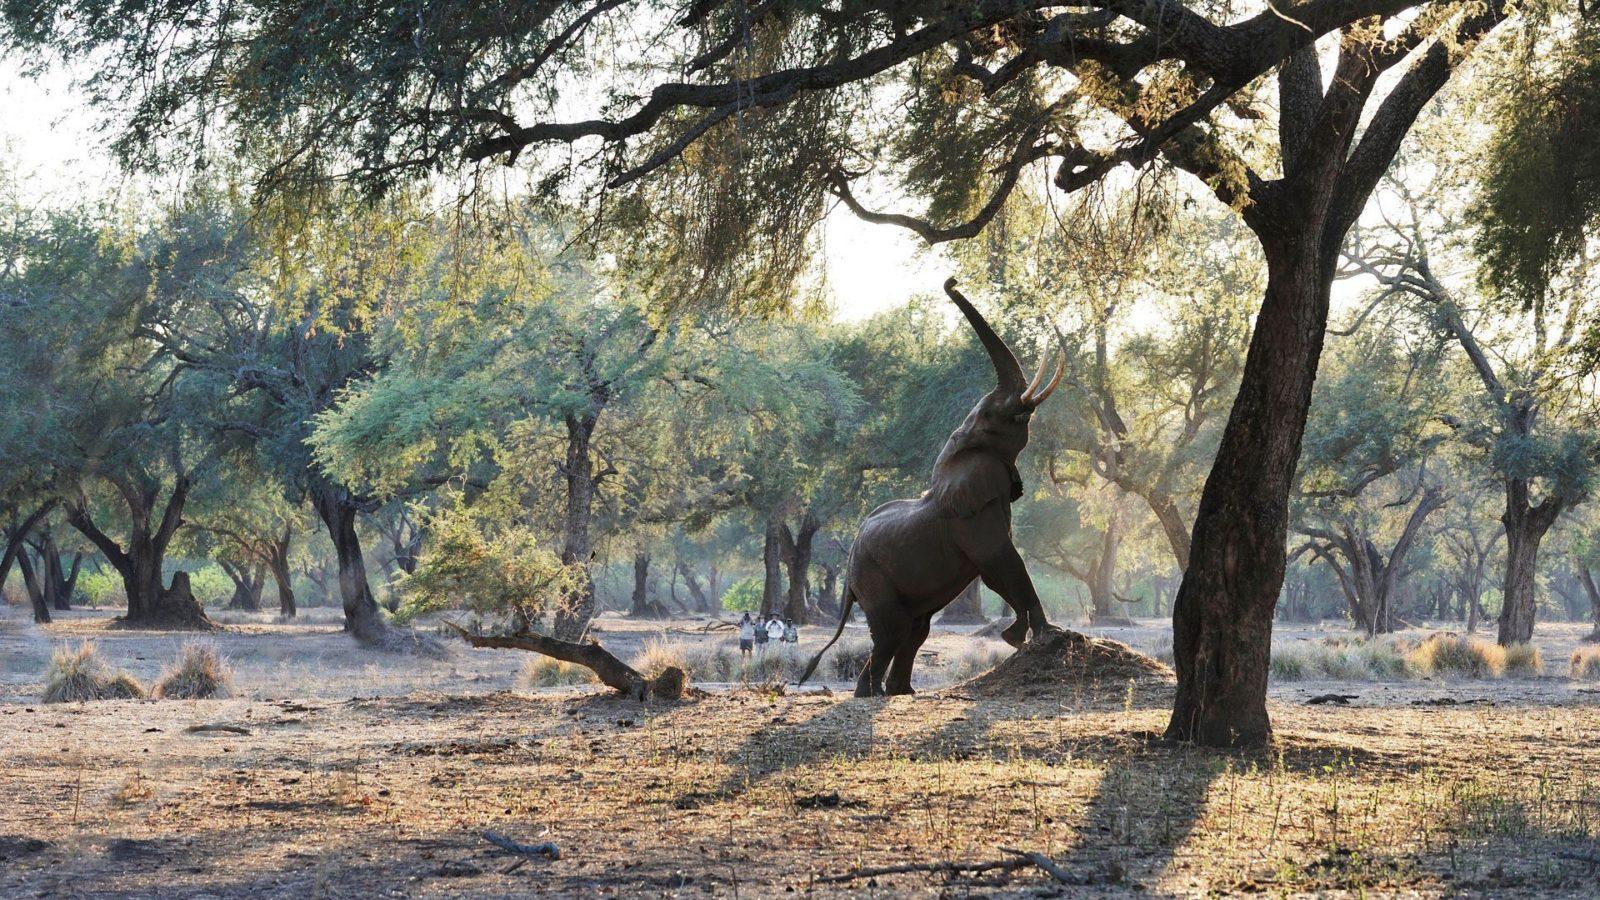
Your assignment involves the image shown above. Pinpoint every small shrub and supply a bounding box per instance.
[1570,645,1600,680]
[1502,642,1543,677]
[1148,634,1174,665]
[153,643,234,699]
[743,643,805,681]
[1269,636,1411,681]
[41,642,145,703]
[520,655,597,688]
[1407,634,1505,679]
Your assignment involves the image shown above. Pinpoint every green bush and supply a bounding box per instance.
[77,570,125,608]
[184,567,234,606]
[720,578,762,613]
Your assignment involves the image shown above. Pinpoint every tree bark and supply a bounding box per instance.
[939,579,987,624]
[269,526,296,618]
[310,482,387,643]
[1578,563,1600,643]
[16,550,49,624]
[1168,225,1331,747]
[1498,478,1561,645]
[677,561,713,613]
[553,412,600,640]
[779,512,819,625]
[761,515,784,618]
[628,551,667,618]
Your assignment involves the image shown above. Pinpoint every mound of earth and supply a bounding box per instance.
[959,628,1173,699]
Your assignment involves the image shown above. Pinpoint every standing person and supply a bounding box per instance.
[783,618,798,645]
[738,612,756,660]
[753,612,769,655]
[766,615,785,649]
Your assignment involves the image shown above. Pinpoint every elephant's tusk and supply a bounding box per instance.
[1025,353,1067,405]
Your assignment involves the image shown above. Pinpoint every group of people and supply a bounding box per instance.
[737,612,799,657]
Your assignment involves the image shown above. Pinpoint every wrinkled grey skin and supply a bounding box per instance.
[801,278,1065,696]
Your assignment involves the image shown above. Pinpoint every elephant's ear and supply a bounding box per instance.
[927,451,1019,519]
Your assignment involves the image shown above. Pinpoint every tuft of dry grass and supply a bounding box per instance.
[1271,636,1412,681]
[41,641,145,703]
[1502,642,1543,677]
[947,641,1013,682]
[1407,634,1505,679]
[1570,644,1600,680]
[520,655,598,688]
[153,642,235,699]
[631,638,690,681]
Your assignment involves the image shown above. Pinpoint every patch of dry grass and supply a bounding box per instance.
[519,655,598,688]
[1571,644,1600,680]
[1503,642,1544,677]
[152,642,234,699]
[1407,634,1506,678]
[41,641,144,703]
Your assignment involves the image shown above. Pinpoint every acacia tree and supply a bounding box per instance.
[9,0,1529,744]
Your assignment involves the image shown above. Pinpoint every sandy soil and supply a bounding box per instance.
[3,604,1600,897]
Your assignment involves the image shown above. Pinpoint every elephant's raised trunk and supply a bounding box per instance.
[943,278,1025,393]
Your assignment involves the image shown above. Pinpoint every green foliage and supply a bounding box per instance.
[720,578,762,613]
[1473,29,1600,307]
[397,504,580,631]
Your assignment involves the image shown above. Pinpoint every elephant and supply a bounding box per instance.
[801,277,1066,696]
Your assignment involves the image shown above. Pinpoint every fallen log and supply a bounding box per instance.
[445,622,683,700]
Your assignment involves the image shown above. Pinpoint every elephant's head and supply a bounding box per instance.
[926,278,1065,518]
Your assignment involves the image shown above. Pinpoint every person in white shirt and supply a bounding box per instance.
[766,616,785,646]
[738,613,756,659]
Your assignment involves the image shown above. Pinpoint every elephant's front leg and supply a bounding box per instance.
[976,542,1054,645]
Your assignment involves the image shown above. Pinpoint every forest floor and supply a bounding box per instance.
[3,604,1600,897]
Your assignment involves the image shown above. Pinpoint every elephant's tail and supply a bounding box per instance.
[797,584,855,686]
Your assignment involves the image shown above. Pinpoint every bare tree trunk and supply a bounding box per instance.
[1578,563,1600,643]
[269,526,296,618]
[761,516,784,618]
[779,512,819,624]
[1498,476,1561,646]
[629,551,667,618]
[16,550,49,624]
[1089,503,1123,622]
[553,412,600,640]
[448,624,683,700]
[310,482,387,643]
[678,561,712,614]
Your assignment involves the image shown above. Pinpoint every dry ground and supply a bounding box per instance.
[3,604,1600,897]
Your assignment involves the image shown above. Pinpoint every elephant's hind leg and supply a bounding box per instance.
[884,614,931,695]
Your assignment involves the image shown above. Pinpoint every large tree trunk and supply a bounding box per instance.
[311,482,387,643]
[761,516,784,618]
[69,478,211,630]
[1088,503,1124,622]
[628,552,667,618]
[16,551,49,624]
[553,412,600,639]
[1146,494,1192,572]
[1498,478,1560,645]
[678,561,713,614]
[1578,562,1600,643]
[1167,227,1331,747]
[269,527,296,619]
[939,579,986,624]
[779,513,819,625]
[222,560,265,611]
